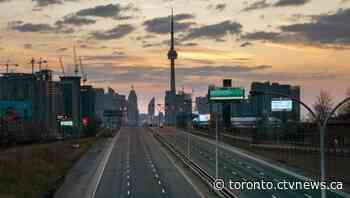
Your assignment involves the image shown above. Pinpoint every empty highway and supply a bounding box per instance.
[93,127,201,198]
[157,127,349,198]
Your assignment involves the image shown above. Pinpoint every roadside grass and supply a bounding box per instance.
[0,137,98,198]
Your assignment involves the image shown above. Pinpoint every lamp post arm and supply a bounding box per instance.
[323,96,350,127]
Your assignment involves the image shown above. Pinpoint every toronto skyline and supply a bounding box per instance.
[0,0,349,113]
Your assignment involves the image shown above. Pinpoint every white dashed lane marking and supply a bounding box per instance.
[304,194,312,198]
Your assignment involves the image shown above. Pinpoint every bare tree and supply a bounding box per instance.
[312,90,334,123]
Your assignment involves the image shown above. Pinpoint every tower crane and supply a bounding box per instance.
[1,59,18,74]
[73,45,79,76]
[79,56,87,85]
[59,58,65,76]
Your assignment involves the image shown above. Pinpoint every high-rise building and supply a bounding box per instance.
[59,76,81,133]
[195,96,209,114]
[250,81,300,121]
[81,85,96,125]
[94,87,126,128]
[148,97,155,125]
[0,70,62,132]
[127,87,139,126]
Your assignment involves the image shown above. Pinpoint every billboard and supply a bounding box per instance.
[271,98,293,112]
[198,114,211,122]
[209,87,244,101]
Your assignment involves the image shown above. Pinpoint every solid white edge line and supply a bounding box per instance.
[89,130,122,198]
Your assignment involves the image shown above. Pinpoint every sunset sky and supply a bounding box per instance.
[0,0,349,114]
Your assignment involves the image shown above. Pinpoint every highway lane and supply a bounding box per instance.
[94,127,201,198]
[158,128,348,198]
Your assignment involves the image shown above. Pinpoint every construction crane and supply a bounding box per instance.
[1,59,18,74]
[30,58,35,74]
[73,45,79,76]
[59,58,65,76]
[79,56,87,85]
[37,57,47,71]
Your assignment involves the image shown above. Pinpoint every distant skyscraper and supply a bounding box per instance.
[127,86,139,126]
[148,97,155,124]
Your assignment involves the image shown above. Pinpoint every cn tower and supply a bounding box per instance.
[167,9,177,94]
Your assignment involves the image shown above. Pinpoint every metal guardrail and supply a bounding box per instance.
[151,129,238,198]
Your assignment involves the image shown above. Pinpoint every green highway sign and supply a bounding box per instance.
[209,87,245,101]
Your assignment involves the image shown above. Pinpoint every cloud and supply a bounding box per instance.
[240,42,253,47]
[9,22,74,33]
[24,44,33,49]
[242,31,280,41]
[75,3,136,20]
[86,64,272,85]
[242,0,270,12]
[32,0,78,7]
[274,0,311,7]
[241,8,350,49]
[242,0,310,11]
[57,47,68,51]
[183,42,198,47]
[183,20,242,41]
[280,8,350,44]
[143,14,195,34]
[55,15,96,26]
[90,24,135,40]
[207,3,227,12]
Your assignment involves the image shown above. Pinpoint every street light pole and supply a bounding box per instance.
[215,112,219,179]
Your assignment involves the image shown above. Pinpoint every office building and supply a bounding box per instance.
[195,96,209,114]
[81,85,96,126]
[127,87,139,126]
[59,76,81,132]
[148,97,155,125]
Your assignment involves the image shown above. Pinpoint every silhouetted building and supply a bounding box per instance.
[195,96,209,114]
[127,87,139,126]
[81,85,95,125]
[0,71,62,132]
[59,76,81,133]
[94,87,126,128]
[250,82,300,121]
[148,97,155,125]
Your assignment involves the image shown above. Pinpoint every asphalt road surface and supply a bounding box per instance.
[158,127,349,198]
[93,127,201,198]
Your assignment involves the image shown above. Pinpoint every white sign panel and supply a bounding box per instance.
[271,99,292,112]
[199,114,211,122]
[60,120,73,126]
